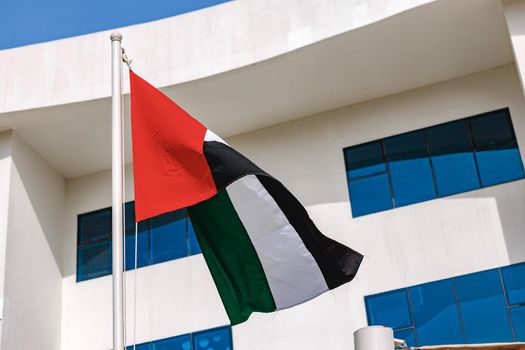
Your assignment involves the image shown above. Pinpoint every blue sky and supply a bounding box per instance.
[0,0,230,50]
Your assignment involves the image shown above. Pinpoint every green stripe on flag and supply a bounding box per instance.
[188,189,276,325]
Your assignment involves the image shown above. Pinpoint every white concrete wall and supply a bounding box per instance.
[503,0,525,98]
[0,132,13,338]
[1,133,65,350]
[61,166,229,350]
[59,64,525,350]
[228,63,525,350]
[0,0,435,114]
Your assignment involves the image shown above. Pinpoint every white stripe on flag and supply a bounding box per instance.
[226,175,328,309]
[204,129,228,144]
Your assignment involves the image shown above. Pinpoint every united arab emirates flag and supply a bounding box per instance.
[130,71,363,325]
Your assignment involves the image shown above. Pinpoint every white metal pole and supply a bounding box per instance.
[110,31,125,350]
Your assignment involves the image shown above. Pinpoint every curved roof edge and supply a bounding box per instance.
[0,0,435,114]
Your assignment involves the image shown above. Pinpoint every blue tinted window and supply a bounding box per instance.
[128,326,232,350]
[394,328,416,347]
[428,121,480,196]
[193,326,232,350]
[476,145,525,186]
[78,203,198,281]
[348,174,392,217]
[150,210,188,264]
[510,306,525,341]
[126,221,150,270]
[126,344,151,350]
[366,263,525,345]
[77,241,111,282]
[388,158,435,207]
[153,334,191,350]
[470,110,515,148]
[428,120,471,155]
[78,209,111,244]
[125,202,151,270]
[344,142,386,179]
[188,220,201,255]
[77,208,113,281]
[366,289,411,329]
[125,202,136,235]
[432,153,479,196]
[345,108,523,217]
[502,263,525,306]
[385,131,436,207]
[409,280,463,345]
[455,269,513,343]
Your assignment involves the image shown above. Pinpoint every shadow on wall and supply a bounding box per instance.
[342,180,525,274]
[0,134,65,349]
[458,181,525,265]
[8,134,65,276]
[340,181,525,270]
[341,108,525,267]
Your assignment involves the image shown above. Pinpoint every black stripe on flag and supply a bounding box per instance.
[203,141,267,190]
[203,140,363,290]
[257,175,363,289]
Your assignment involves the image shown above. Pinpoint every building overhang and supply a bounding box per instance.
[0,0,514,178]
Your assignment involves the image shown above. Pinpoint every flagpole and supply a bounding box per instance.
[110,31,125,350]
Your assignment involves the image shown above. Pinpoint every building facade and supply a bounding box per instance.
[0,0,525,349]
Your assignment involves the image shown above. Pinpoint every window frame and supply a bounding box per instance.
[125,325,233,350]
[76,202,199,283]
[343,108,524,217]
[76,207,113,282]
[365,262,525,346]
[344,140,396,216]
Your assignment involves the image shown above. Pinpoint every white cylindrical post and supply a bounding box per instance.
[354,326,394,350]
[110,31,125,350]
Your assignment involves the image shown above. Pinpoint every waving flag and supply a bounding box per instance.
[130,71,363,325]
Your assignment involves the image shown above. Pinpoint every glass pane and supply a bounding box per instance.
[409,279,463,345]
[432,154,480,196]
[193,327,232,350]
[127,343,151,350]
[385,130,428,161]
[77,241,111,281]
[510,306,525,341]
[348,174,393,217]
[470,109,514,148]
[365,289,412,330]
[394,328,416,347]
[428,121,472,155]
[153,334,191,350]
[124,202,139,235]
[501,263,525,306]
[455,269,513,343]
[125,221,150,270]
[344,142,386,179]
[385,131,436,207]
[428,121,480,196]
[150,210,188,264]
[78,208,111,244]
[188,219,201,255]
[476,144,525,187]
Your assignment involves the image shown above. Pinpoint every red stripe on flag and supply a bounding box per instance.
[130,71,217,222]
